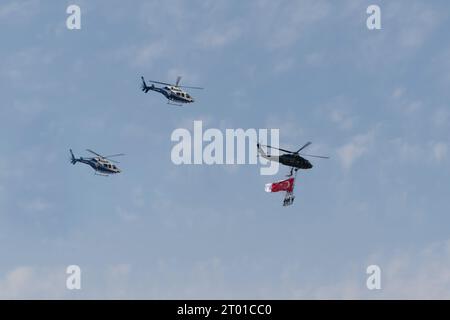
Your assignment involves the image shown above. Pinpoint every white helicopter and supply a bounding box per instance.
[141,76,203,106]
[70,149,124,176]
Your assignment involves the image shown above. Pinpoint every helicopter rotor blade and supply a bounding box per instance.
[87,149,124,161]
[295,142,312,153]
[299,153,330,159]
[144,76,203,89]
[178,85,204,90]
[146,79,173,86]
[86,149,103,158]
[259,144,296,154]
[104,153,125,164]
[103,153,125,158]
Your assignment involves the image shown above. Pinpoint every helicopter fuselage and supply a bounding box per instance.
[147,85,194,104]
[74,157,121,174]
[257,145,313,170]
[278,154,313,169]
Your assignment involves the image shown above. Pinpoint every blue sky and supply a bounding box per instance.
[1,0,450,298]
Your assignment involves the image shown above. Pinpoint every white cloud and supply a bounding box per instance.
[387,139,449,166]
[265,114,305,142]
[21,198,53,213]
[432,142,448,162]
[356,1,444,73]
[392,87,406,99]
[120,123,150,139]
[133,42,167,68]
[116,206,138,222]
[384,1,441,50]
[0,266,66,299]
[432,48,450,86]
[12,99,47,120]
[255,0,331,49]
[280,239,450,299]
[330,109,354,131]
[319,96,357,131]
[273,58,296,74]
[1,48,61,84]
[337,131,374,170]
[0,0,40,22]
[196,25,241,48]
[0,156,24,182]
[0,267,34,298]
[106,264,132,285]
[376,240,450,299]
[304,52,325,67]
[111,42,167,69]
[390,87,423,115]
[4,238,450,299]
[396,4,441,48]
[431,107,450,129]
[395,139,423,161]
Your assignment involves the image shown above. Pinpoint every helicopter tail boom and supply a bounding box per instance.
[257,143,279,162]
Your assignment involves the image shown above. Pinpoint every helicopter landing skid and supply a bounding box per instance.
[167,100,183,107]
[94,172,109,177]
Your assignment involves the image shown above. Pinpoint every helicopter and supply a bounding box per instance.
[70,149,124,176]
[257,141,329,176]
[141,76,203,106]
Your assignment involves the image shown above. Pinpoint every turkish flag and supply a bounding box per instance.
[265,177,295,193]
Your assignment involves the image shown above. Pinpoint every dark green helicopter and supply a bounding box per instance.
[257,141,329,175]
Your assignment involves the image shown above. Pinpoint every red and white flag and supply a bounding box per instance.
[265,177,295,193]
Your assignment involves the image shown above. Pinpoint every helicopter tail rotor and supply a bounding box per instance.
[69,149,77,164]
[141,77,150,93]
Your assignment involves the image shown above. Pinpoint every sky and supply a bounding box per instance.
[0,0,450,299]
